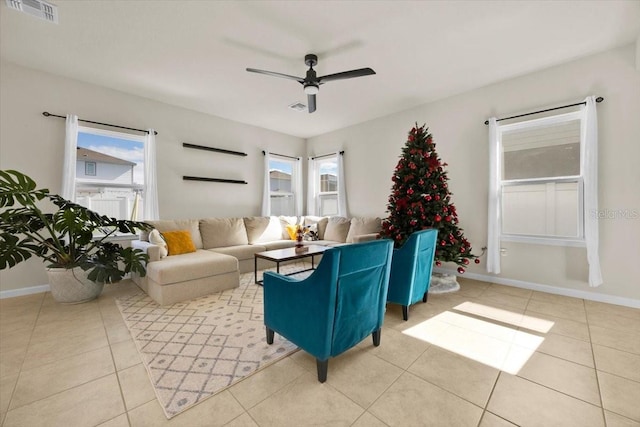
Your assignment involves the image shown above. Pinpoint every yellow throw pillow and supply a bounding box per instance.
[285,224,298,241]
[161,230,196,256]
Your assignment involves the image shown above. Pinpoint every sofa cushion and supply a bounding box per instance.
[147,219,203,249]
[200,218,249,248]
[261,240,297,250]
[146,250,237,285]
[346,217,382,243]
[244,216,284,244]
[304,216,329,240]
[209,245,265,261]
[324,216,351,243]
[162,230,197,256]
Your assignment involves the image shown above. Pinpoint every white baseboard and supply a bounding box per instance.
[433,267,640,309]
[0,284,50,299]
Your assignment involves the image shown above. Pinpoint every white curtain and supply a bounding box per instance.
[261,150,271,216]
[293,157,303,216]
[307,157,317,216]
[143,129,160,220]
[337,152,348,217]
[487,118,501,274]
[582,96,603,287]
[61,114,78,201]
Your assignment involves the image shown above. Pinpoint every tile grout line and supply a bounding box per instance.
[2,292,46,422]
[477,370,506,427]
[98,297,131,427]
[585,298,609,426]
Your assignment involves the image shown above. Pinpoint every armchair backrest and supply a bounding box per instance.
[387,229,438,306]
[263,239,393,362]
[330,239,394,356]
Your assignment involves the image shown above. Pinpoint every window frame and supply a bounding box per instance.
[497,110,586,247]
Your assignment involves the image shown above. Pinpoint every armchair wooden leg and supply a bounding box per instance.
[316,359,328,383]
[266,327,274,344]
[423,292,428,303]
[372,328,381,347]
[402,305,409,321]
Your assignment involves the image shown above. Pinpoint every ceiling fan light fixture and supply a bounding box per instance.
[247,54,375,113]
[304,84,319,95]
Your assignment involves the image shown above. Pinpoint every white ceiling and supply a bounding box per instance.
[1,1,639,138]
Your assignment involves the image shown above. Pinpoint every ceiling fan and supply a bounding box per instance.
[246,54,375,113]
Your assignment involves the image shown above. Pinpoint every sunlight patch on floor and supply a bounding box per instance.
[402,305,552,375]
[453,301,555,333]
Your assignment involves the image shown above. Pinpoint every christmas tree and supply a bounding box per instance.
[379,124,479,273]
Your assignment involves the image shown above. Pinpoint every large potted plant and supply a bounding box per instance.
[0,170,152,303]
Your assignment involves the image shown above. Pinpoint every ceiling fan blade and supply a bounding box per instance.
[307,94,317,113]
[246,68,304,83]
[317,68,376,83]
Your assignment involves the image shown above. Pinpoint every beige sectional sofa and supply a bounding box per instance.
[131,215,381,305]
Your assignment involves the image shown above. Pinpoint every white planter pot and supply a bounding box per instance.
[46,267,104,304]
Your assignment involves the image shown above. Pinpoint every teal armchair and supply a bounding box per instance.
[387,229,438,321]
[263,239,394,382]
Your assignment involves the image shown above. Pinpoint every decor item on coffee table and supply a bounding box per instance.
[0,169,151,303]
[387,229,438,321]
[263,239,393,382]
[379,124,479,274]
[116,267,301,419]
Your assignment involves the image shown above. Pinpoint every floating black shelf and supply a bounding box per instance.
[183,176,247,185]
[183,143,247,157]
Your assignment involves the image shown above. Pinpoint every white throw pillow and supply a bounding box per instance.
[149,229,168,258]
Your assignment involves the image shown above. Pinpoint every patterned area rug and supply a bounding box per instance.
[116,265,307,419]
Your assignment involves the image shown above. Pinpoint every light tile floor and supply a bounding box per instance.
[1,275,639,426]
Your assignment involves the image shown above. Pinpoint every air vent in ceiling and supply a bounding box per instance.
[288,102,307,112]
[5,0,59,24]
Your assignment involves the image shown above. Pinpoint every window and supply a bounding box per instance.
[85,161,96,176]
[268,156,298,216]
[74,127,145,221]
[497,110,586,245]
[315,155,339,217]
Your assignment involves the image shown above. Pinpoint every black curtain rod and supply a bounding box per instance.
[484,97,604,125]
[262,150,300,160]
[311,151,344,160]
[42,112,158,135]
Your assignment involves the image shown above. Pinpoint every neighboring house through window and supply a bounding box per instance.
[268,155,297,216]
[311,154,340,217]
[74,126,145,221]
[496,109,588,245]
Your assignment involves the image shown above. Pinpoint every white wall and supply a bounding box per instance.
[0,61,304,293]
[307,44,640,301]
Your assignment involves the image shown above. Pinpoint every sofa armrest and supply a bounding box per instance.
[131,240,161,263]
[352,233,379,243]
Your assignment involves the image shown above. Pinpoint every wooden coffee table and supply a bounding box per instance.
[254,244,329,285]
